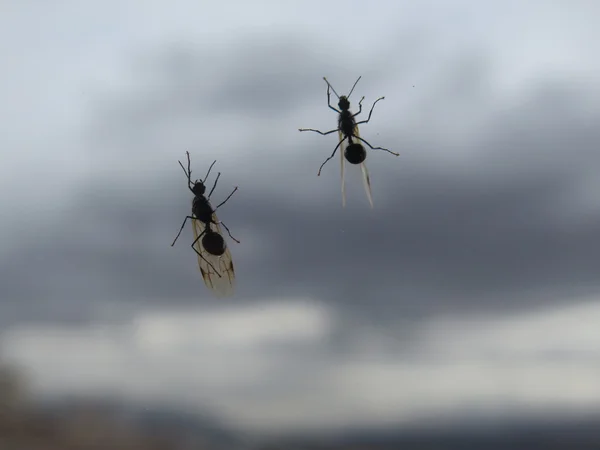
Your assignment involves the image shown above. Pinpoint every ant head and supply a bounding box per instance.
[338,96,350,111]
[179,154,217,198]
[191,180,206,197]
[324,76,361,111]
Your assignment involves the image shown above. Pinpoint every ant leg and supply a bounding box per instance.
[207,172,221,199]
[214,186,238,210]
[190,230,221,276]
[356,136,399,156]
[171,215,195,247]
[355,97,385,125]
[352,97,365,118]
[318,138,345,176]
[218,221,240,243]
[298,127,338,135]
[326,85,341,114]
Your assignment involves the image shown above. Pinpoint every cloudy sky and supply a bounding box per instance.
[1,0,600,438]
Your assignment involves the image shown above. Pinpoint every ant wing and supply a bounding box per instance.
[191,208,235,298]
[338,129,347,208]
[360,161,374,208]
[353,126,374,208]
[210,212,236,296]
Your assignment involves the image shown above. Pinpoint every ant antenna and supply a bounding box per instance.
[347,76,362,99]
[178,160,188,178]
[178,151,193,178]
[323,77,340,99]
[178,151,195,189]
[203,160,217,182]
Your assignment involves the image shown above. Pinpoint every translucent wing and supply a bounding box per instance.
[211,213,236,294]
[191,205,235,298]
[353,126,374,208]
[338,129,347,208]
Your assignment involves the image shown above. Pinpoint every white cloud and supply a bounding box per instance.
[418,299,600,358]
[0,299,334,406]
[132,301,332,349]
[2,296,600,433]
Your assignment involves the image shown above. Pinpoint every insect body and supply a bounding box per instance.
[299,76,399,207]
[171,152,239,298]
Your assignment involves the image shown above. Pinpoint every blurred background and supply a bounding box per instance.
[1,0,600,448]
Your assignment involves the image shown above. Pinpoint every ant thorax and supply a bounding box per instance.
[192,197,214,221]
[338,109,356,137]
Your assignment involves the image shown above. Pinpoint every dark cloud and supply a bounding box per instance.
[2,36,600,334]
[2,49,600,333]
[87,31,430,161]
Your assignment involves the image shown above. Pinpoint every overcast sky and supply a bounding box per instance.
[1,0,600,438]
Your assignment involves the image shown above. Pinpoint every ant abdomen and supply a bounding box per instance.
[202,231,226,256]
[345,143,367,165]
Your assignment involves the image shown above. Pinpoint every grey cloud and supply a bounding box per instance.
[2,36,600,332]
[88,30,430,156]
[2,74,600,332]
